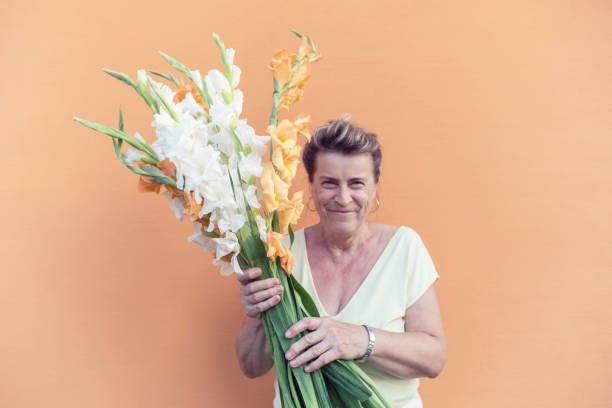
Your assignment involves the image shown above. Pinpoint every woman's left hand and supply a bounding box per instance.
[284,317,369,372]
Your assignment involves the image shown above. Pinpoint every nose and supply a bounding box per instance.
[335,184,352,206]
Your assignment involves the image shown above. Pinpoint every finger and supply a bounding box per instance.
[288,338,331,368]
[285,330,326,360]
[244,278,281,295]
[237,267,261,284]
[285,317,321,339]
[304,349,337,372]
[247,294,282,317]
[247,285,284,304]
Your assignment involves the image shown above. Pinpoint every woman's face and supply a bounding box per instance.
[311,151,377,237]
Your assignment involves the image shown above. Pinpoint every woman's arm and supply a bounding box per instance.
[235,268,284,378]
[368,285,447,378]
[284,285,447,379]
[235,315,274,378]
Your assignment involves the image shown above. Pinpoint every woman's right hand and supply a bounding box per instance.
[237,267,284,318]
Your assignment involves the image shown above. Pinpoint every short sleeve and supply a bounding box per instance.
[404,232,439,308]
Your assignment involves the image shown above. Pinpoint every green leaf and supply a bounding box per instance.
[74,117,153,157]
[212,33,232,82]
[103,69,138,88]
[149,70,181,87]
[158,51,192,78]
[306,34,316,51]
[333,385,361,407]
[113,107,125,160]
[141,156,157,165]
[118,107,125,131]
[288,225,295,247]
[103,69,159,114]
[148,79,179,122]
[311,368,334,408]
[291,30,304,38]
[336,360,392,408]
[286,363,300,407]
[326,384,346,408]
[290,275,319,318]
[159,51,211,107]
[322,363,371,402]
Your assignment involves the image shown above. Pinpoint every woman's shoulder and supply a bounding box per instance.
[367,223,426,253]
[368,222,419,239]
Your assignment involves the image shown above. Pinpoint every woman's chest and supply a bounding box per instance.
[307,244,385,316]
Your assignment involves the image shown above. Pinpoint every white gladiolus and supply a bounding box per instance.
[188,222,216,250]
[147,52,268,275]
[213,232,242,275]
[224,48,241,88]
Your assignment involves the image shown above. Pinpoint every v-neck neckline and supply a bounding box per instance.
[300,226,404,317]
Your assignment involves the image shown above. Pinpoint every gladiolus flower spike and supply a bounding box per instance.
[73,32,389,408]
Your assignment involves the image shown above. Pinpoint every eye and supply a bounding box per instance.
[350,180,365,188]
[321,180,337,187]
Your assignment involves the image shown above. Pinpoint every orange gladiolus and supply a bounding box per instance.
[269,49,295,88]
[272,144,301,184]
[288,61,311,89]
[266,231,294,275]
[297,37,322,63]
[261,162,289,212]
[293,114,311,141]
[268,116,310,184]
[278,191,304,235]
[277,86,304,111]
[268,119,298,151]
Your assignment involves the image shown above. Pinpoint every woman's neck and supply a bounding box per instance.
[315,222,371,261]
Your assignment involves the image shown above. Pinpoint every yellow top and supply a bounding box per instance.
[273,226,439,408]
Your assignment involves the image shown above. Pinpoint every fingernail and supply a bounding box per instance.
[285,330,291,338]
[285,351,292,359]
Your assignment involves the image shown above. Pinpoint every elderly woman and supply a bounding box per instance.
[235,117,447,407]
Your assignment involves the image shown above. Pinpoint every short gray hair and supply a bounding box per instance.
[302,115,382,183]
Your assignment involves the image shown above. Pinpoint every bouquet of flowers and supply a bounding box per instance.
[74,32,390,408]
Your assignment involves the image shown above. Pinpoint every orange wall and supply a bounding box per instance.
[2,1,611,407]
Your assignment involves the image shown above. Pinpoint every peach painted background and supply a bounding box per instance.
[2,1,611,407]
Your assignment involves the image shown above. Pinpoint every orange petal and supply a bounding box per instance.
[174,82,209,112]
[138,176,162,193]
[158,158,177,179]
[266,230,293,276]
[269,49,295,88]
[184,192,204,221]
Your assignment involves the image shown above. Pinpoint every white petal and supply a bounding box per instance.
[126,147,146,163]
[137,69,147,85]
[255,215,268,243]
[190,69,203,90]
[162,191,186,221]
